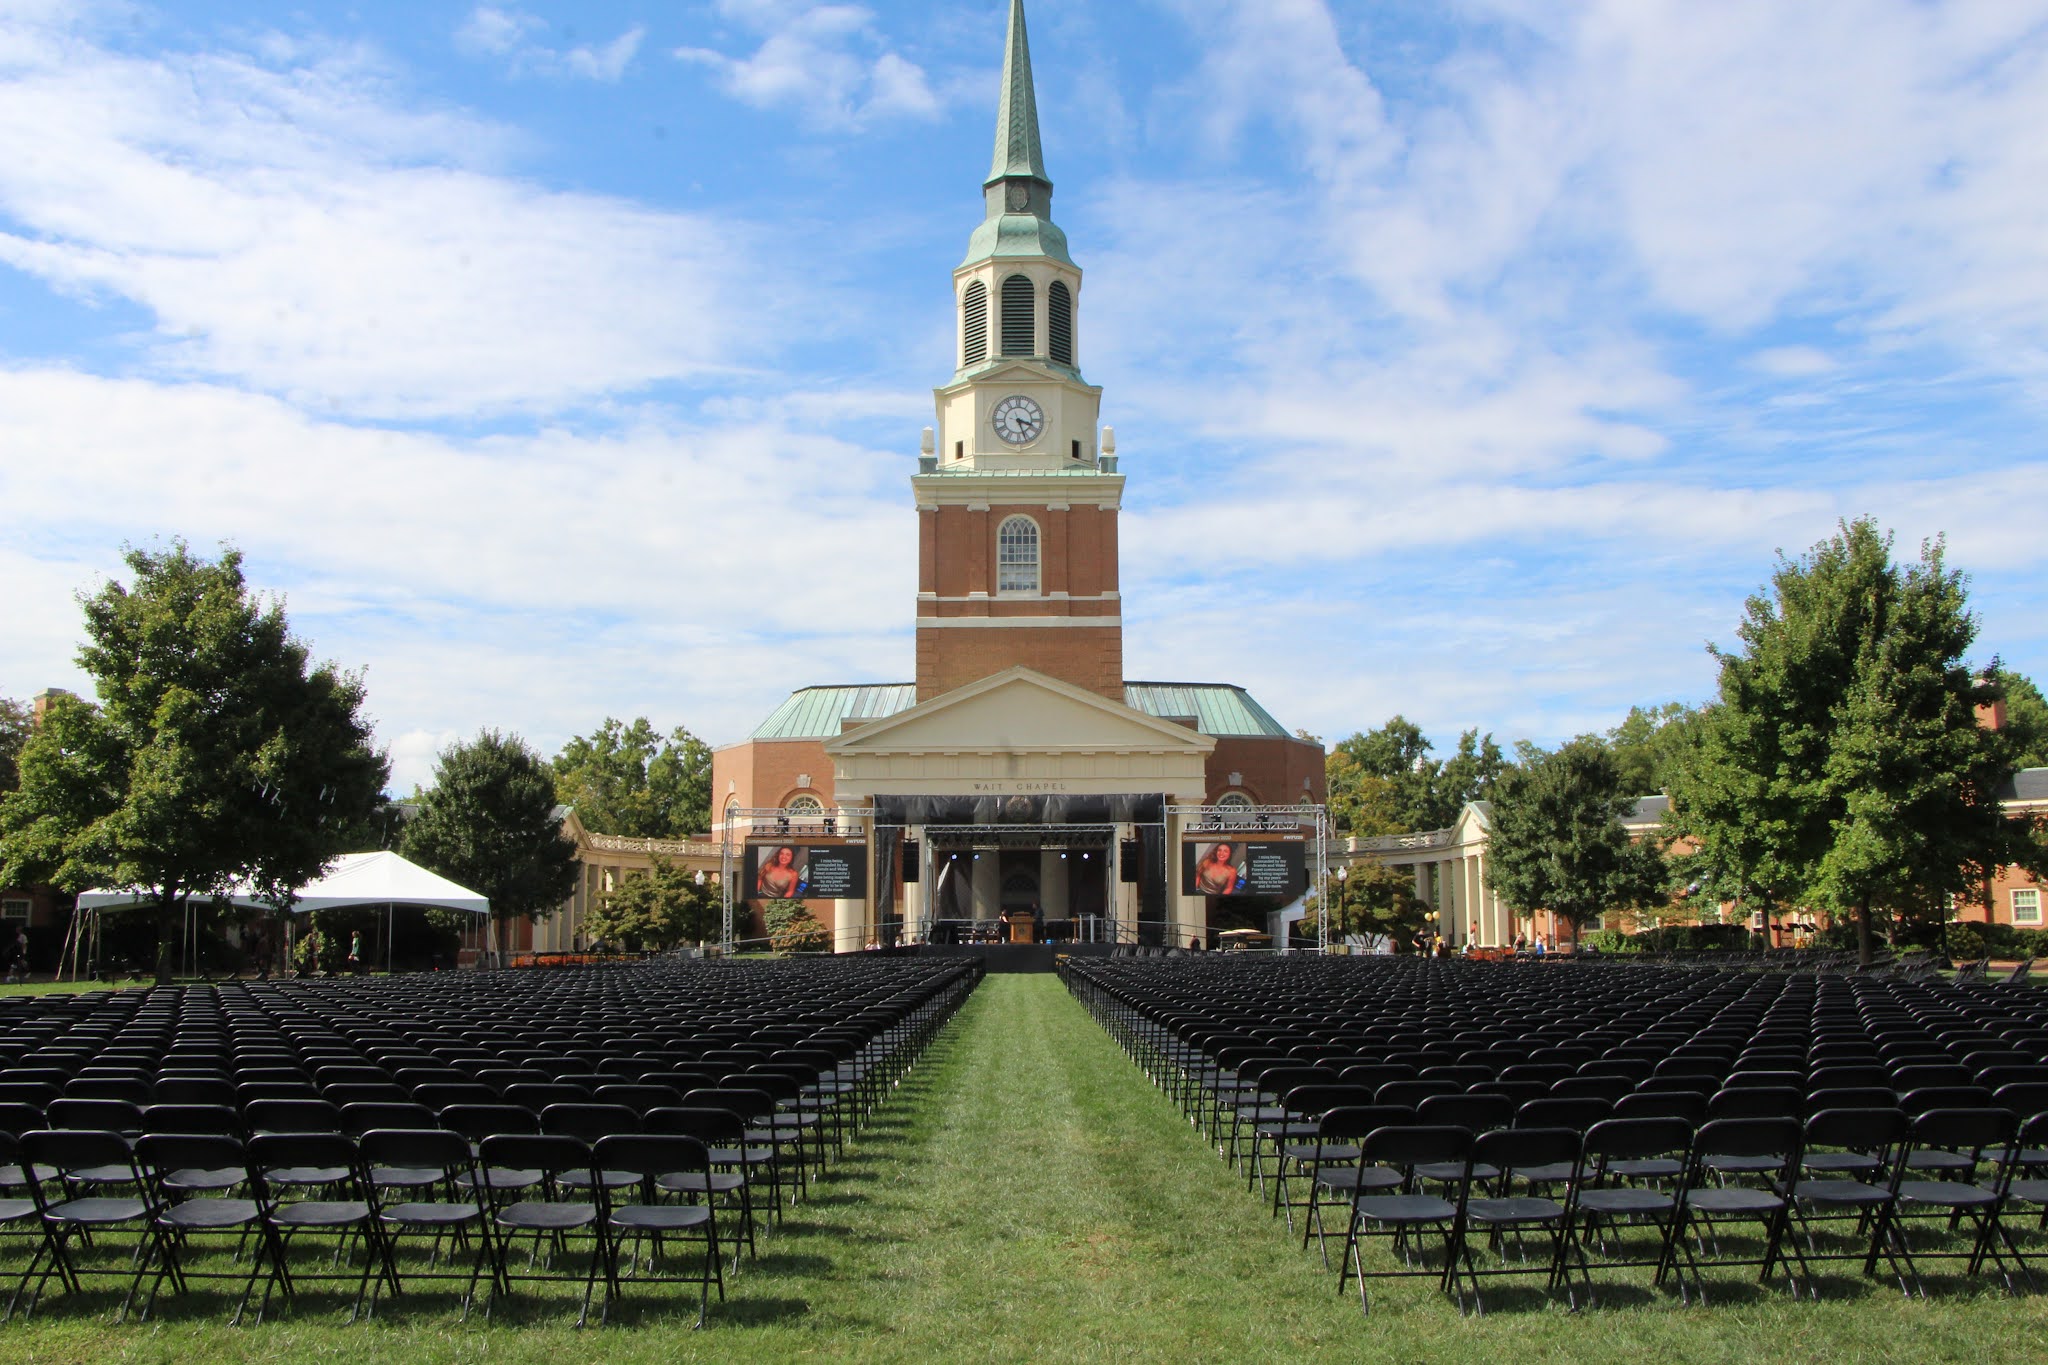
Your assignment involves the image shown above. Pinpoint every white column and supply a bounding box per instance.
[832,797,865,953]
[1040,847,1070,921]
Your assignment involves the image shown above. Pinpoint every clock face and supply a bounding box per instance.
[991,395,1044,446]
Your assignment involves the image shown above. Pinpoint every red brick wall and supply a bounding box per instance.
[915,624,1123,701]
[1206,736,1328,805]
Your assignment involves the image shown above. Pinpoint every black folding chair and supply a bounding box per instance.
[475,1132,604,1326]
[133,1132,269,1323]
[15,1129,161,1321]
[358,1128,490,1318]
[1337,1124,1474,1313]
[1788,1106,1913,1297]
[591,1133,722,1327]
[1887,1107,2032,1296]
[1554,1116,1693,1307]
[247,1130,394,1322]
[1454,1125,1583,1313]
[1660,1116,1807,1304]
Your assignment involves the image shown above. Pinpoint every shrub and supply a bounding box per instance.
[1582,929,1640,954]
[1978,922,2023,958]
[1945,922,1986,962]
[764,899,830,954]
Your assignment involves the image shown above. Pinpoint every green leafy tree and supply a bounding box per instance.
[1325,717,1506,833]
[1666,519,2044,964]
[1990,668,2048,769]
[0,543,388,981]
[584,854,719,951]
[1326,859,1429,950]
[0,697,31,794]
[763,898,829,953]
[553,717,713,838]
[1487,738,1669,945]
[402,730,578,952]
[1604,702,1706,796]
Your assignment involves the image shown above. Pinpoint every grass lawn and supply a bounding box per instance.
[0,979,154,997]
[5,974,2047,1362]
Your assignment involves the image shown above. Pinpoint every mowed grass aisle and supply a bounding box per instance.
[9,975,2048,1363]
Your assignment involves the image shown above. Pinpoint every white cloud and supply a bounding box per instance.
[676,2,941,129]
[456,6,645,83]
[0,22,770,416]
[0,365,917,782]
[455,6,543,59]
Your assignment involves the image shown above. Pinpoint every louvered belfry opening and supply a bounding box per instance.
[961,280,989,366]
[1048,280,1073,366]
[1001,274,1035,356]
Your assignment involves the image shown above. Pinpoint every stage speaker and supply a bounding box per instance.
[901,841,920,881]
[1120,840,1142,882]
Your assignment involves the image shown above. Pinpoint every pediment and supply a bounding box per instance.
[825,667,1214,757]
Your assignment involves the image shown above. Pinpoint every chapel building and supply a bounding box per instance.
[709,0,1326,951]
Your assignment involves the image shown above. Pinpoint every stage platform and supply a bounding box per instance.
[908,942,1122,973]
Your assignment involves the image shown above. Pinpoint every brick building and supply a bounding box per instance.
[710,2,1325,950]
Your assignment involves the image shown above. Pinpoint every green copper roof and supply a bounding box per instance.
[750,684,919,741]
[962,212,1071,266]
[987,0,1047,186]
[961,0,1072,269]
[745,681,1294,742]
[1123,683,1292,738]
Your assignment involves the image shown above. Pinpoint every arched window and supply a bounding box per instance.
[1001,274,1035,356]
[786,795,824,815]
[997,516,1040,594]
[961,280,988,366]
[1216,792,1253,810]
[1048,280,1073,366]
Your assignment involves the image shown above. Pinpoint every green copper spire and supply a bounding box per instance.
[962,0,1072,268]
[986,0,1047,187]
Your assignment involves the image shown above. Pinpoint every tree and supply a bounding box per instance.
[0,543,388,980]
[763,899,829,953]
[1665,519,2044,964]
[1325,717,1506,833]
[583,854,719,951]
[1990,668,2048,769]
[1603,702,1706,796]
[0,697,30,794]
[402,730,578,952]
[552,716,713,839]
[1326,859,1429,950]
[1487,738,1668,944]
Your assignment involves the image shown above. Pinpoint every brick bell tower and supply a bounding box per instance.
[913,0,1123,703]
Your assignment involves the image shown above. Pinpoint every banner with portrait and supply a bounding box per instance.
[1181,838,1305,899]
[746,842,868,902]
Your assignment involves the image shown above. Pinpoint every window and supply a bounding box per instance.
[0,899,27,923]
[2015,888,2042,925]
[786,795,824,815]
[1048,280,1073,365]
[1001,274,1035,356]
[961,281,988,366]
[1215,792,1253,810]
[997,516,1040,593]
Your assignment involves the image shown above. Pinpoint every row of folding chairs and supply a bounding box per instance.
[0,960,986,1323]
[1310,1105,2048,1314]
[0,1124,724,1327]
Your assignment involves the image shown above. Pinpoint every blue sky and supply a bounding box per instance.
[3,0,2044,794]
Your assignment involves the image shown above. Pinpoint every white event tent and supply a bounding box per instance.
[73,852,489,976]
